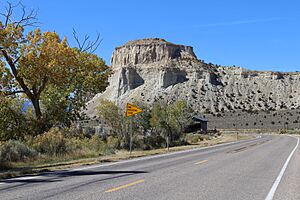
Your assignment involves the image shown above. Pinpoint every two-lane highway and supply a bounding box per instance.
[0,135,299,200]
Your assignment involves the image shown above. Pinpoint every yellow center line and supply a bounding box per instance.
[195,160,208,165]
[105,179,145,193]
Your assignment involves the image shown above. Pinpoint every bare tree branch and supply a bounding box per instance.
[72,28,102,53]
[15,2,38,28]
[0,1,38,29]
[13,56,21,64]
[1,49,33,99]
[0,2,13,27]
[1,90,25,96]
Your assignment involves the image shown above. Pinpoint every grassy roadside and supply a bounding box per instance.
[0,133,253,180]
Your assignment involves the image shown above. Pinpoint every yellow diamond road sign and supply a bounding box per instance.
[126,103,143,117]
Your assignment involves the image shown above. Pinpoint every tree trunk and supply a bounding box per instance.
[30,96,48,135]
[166,124,173,146]
[31,97,42,120]
[166,135,170,152]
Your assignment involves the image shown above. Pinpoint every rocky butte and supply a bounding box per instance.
[86,38,300,129]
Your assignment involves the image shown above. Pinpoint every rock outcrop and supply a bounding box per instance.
[85,38,300,129]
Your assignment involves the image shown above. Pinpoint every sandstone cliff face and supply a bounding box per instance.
[85,38,300,129]
[111,38,196,67]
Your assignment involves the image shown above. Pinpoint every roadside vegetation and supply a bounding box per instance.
[0,131,250,179]
[0,99,195,170]
[0,92,232,176]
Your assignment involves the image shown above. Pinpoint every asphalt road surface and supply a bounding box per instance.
[1,135,299,200]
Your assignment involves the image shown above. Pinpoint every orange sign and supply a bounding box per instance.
[126,103,143,117]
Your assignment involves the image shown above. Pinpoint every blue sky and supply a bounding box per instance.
[4,0,300,71]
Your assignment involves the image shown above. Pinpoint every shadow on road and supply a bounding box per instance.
[53,170,148,177]
[0,170,147,184]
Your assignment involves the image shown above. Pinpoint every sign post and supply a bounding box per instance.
[129,118,133,155]
[126,103,143,156]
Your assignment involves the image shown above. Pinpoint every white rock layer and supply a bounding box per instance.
[85,38,300,119]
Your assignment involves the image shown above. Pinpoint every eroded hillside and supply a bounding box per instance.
[85,38,300,129]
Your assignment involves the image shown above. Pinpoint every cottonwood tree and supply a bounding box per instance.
[168,100,192,135]
[97,99,130,148]
[150,101,174,150]
[0,94,27,140]
[0,2,109,133]
[131,101,152,136]
[150,100,191,150]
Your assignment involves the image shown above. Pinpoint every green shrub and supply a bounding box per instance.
[65,123,86,139]
[0,140,37,162]
[171,138,188,147]
[185,134,205,144]
[101,136,117,155]
[202,135,211,140]
[0,97,28,141]
[133,138,146,150]
[89,134,106,153]
[89,135,115,155]
[66,137,91,155]
[106,136,120,149]
[279,129,287,134]
[137,136,165,150]
[101,146,116,155]
[31,129,117,157]
[31,128,69,155]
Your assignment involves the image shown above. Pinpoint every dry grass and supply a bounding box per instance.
[0,133,253,179]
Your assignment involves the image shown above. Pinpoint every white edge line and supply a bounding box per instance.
[265,136,299,200]
[10,176,43,181]
[3,176,43,181]
[0,175,44,185]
